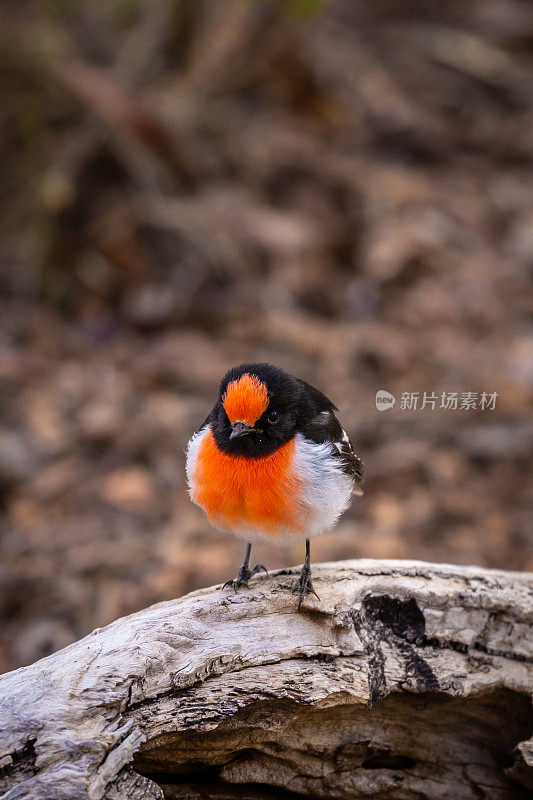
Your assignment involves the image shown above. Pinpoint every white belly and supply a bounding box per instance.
[290,433,354,543]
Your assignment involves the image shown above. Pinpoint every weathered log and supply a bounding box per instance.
[1,559,532,800]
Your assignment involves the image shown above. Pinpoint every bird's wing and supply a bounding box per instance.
[333,425,365,494]
[299,404,365,494]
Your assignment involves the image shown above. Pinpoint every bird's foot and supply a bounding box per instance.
[222,563,268,593]
[292,565,320,611]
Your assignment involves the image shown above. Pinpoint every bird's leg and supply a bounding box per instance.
[292,539,320,611]
[222,543,268,593]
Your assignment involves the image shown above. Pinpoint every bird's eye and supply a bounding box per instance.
[268,410,279,424]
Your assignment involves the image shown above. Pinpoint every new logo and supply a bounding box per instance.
[375,390,396,411]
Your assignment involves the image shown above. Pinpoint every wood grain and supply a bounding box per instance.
[1,560,532,799]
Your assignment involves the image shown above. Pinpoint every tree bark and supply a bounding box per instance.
[1,559,532,800]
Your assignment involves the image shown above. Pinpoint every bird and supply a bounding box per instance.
[186,363,364,610]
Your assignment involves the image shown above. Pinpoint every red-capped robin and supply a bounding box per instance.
[186,363,364,610]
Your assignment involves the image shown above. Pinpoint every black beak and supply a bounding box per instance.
[229,421,254,439]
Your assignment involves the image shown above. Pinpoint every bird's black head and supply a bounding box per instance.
[210,363,303,458]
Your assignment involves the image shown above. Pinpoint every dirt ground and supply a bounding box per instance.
[0,0,532,673]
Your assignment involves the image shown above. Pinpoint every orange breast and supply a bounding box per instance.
[191,429,303,536]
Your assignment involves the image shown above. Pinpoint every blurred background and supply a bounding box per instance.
[1,0,532,673]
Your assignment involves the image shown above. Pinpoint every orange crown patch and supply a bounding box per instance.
[222,374,269,425]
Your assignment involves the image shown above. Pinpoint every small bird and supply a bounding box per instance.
[186,363,364,610]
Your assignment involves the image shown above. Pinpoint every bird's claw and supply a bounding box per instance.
[222,578,249,592]
[250,563,268,578]
[222,563,268,593]
[292,566,320,611]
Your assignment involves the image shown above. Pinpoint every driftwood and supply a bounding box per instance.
[1,559,532,800]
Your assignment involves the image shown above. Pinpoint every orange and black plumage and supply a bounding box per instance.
[186,363,364,609]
